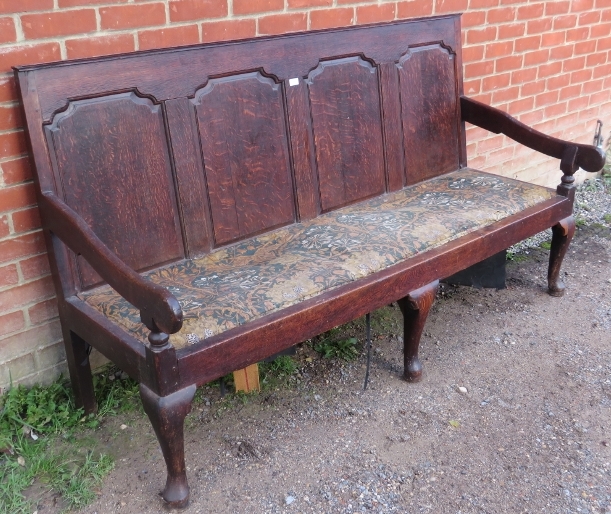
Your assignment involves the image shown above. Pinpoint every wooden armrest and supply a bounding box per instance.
[460,96,605,174]
[40,192,183,335]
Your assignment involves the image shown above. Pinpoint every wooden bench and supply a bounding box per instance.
[15,15,604,508]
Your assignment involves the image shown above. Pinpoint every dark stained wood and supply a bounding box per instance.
[285,79,319,220]
[379,62,405,191]
[45,92,184,288]
[398,280,439,382]
[548,216,576,297]
[308,57,386,211]
[15,16,606,509]
[140,384,196,508]
[398,44,460,184]
[193,72,295,245]
[165,98,213,256]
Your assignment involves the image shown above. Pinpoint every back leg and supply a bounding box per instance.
[398,280,439,382]
[548,216,575,297]
[63,329,97,414]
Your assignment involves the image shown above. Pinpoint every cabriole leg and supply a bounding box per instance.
[63,329,97,414]
[140,383,196,509]
[548,216,576,297]
[398,280,439,382]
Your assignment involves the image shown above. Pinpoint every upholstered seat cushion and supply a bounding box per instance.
[79,169,555,349]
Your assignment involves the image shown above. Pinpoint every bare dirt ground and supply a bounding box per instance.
[41,222,611,514]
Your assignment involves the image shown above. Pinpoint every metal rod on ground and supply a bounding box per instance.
[364,313,372,390]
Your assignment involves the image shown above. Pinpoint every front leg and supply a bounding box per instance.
[140,383,196,509]
[398,280,439,382]
[548,216,575,297]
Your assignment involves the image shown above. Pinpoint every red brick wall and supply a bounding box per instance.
[0,0,610,388]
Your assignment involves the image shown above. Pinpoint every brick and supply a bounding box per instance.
[545,1,570,15]
[466,26,496,45]
[546,74,570,90]
[582,78,603,94]
[537,61,562,78]
[0,103,21,132]
[463,78,481,95]
[0,17,16,44]
[288,0,331,7]
[553,15,577,30]
[560,84,582,100]
[337,0,368,3]
[498,23,525,40]
[570,68,592,85]
[0,310,24,337]
[566,26,590,42]
[485,41,513,59]
[578,10,601,25]
[233,0,283,15]
[2,352,36,383]
[477,134,503,153]
[29,297,58,325]
[100,3,166,31]
[491,86,519,103]
[517,3,544,19]
[524,49,550,66]
[571,0,594,11]
[591,23,611,38]
[356,4,396,24]
[469,0,498,7]
[0,275,54,313]
[139,25,199,50]
[0,263,18,288]
[435,0,468,13]
[258,13,307,35]
[495,55,522,72]
[521,79,546,96]
[1,157,32,185]
[59,0,127,6]
[511,67,537,85]
[507,97,534,114]
[201,19,256,42]
[462,44,484,62]
[603,8,611,22]
[589,90,610,106]
[462,11,485,28]
[0,214,9,238]
[464,60,494,78]
[515,36,540,53]
[0,0,53,15]
[0,232,45,264]
[0,43,61,75]
[574,40,596,55]
[12,206,41,233]
[541,31,565,47]
[527,18,553,35]
[487,7,516,24]
[482,73,510,91]
[21,9,96,39]
[66,34,135,59]
[0,131,26,159]
[396,0,433,18]
[535,90,559,108]
[20,253,50,281]
[586,52,607,67]
[550,44,574,60]
[0,77,17,103]
[597,37,611,52]
[0,320,62,369]
[35,340,66,371]
[487,146,515,166]
[563,56,586,72]
[0,183,36,213]
[310,8,354,30]
[169,0,227,22]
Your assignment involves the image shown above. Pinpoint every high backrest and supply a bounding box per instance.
[16,15,465,294]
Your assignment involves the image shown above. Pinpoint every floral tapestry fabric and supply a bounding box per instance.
[79,169,556,349]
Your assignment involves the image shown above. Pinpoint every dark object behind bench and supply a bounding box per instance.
[15,15,604,508]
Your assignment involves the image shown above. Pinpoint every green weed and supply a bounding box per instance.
[539,241,552,250]
[314,329,359,361]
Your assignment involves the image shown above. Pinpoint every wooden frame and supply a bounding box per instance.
[15,16,605,507]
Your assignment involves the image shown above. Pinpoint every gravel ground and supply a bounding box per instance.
[31,176,611,514]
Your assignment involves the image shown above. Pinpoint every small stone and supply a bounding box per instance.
[285,495,296,505]
[458,386,468,394]
[120,424,128,430]
[17,456,25,466]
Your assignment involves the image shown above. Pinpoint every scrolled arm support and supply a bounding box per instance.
[40,192,183,336]
[460,96,606,182]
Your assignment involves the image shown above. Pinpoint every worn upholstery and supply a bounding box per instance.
[79,169,555,349]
